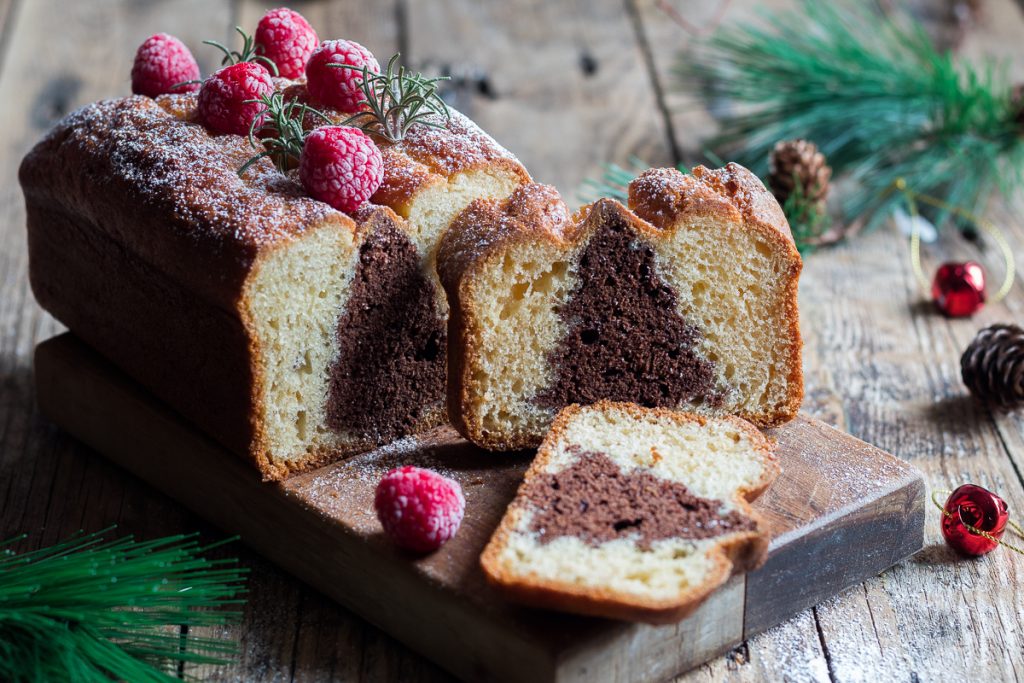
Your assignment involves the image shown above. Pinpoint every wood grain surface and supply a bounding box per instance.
[34,333,924,683]
[2,0,1024,681]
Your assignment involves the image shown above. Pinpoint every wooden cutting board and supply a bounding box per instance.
[34,333,925,683]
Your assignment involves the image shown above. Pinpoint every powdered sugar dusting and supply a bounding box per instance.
[169,81,528,216]
[630,164,793,242]
[436,182,568,291]
[388,109,523,177]
[37,96,344,267]
[281,426,529,551]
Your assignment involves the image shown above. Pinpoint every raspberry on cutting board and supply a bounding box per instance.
[255,7,319,80]
[131,33,201,98]
[374,466,466,553]
[298,126,384,214]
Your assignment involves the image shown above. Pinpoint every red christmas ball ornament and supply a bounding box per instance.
[940,484,1009,556]
[931,261,986,317]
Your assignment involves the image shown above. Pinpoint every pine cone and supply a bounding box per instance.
[768,139,832,214]
[961,324,1024,409]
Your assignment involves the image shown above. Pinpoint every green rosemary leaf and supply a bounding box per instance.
[204,26,279,76]
[238,92,331,175]
[330,53,451,143]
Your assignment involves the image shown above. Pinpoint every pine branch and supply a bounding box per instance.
[0,529,247,683]
[673,0,1024,230]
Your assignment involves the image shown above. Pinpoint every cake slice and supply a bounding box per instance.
[20,94,526,480]
[437,167,803,451]
[481,401,778,623]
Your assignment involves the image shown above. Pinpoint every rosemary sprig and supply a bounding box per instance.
[205,26,279,77]
[331,53,451,143]
[238,92,332,176]
[0,528,247,683]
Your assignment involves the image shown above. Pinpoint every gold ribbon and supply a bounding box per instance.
[895,178,1016,303]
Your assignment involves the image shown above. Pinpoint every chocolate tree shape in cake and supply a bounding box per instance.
[327,213,446,441]
[438,168,803,451]
[532,200,716,411]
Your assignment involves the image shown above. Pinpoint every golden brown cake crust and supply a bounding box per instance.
[269,82,532,216]
[628,163,791,241]
[438,184,573,449]
[628,164,804,427]
[480,402,779,624]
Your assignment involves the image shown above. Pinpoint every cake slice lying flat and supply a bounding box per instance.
[438,167,803,451]
[480,401,778,623]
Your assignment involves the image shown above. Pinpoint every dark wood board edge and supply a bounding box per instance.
[744,468,925,637]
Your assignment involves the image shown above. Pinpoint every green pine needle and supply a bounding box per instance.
[674,0,1024,230]
[780,175,830,255]
[0,528,247,683]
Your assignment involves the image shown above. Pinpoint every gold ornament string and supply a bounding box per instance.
[895,178,1016,302]
[931,489,1024,556]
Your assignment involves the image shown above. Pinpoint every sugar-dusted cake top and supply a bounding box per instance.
[158,81,530,220]
[276,81,530,213]
[20,95,354,304]
[628,163,793,241]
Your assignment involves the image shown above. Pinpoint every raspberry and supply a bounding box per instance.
[305,39,380,113]
[374,466,465,553]
[196,62,275,136]
[131,33,201,98]
[299,126,384,214]
[255,8,319,80]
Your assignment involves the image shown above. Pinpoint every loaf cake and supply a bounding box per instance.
[480,401,778,623]
[438,166,803,450]
[21,89,528,479]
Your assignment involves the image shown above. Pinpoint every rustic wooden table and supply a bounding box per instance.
[1,1,1022,681]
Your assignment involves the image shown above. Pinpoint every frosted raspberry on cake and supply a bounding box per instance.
[255,7,319,79]
[480,401,778,623]
[437,168,803,451]
[131,33,200,97]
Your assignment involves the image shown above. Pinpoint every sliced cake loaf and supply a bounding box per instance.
[437,167,803,450]
[19,96,492,479]
[480,401,778,623]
